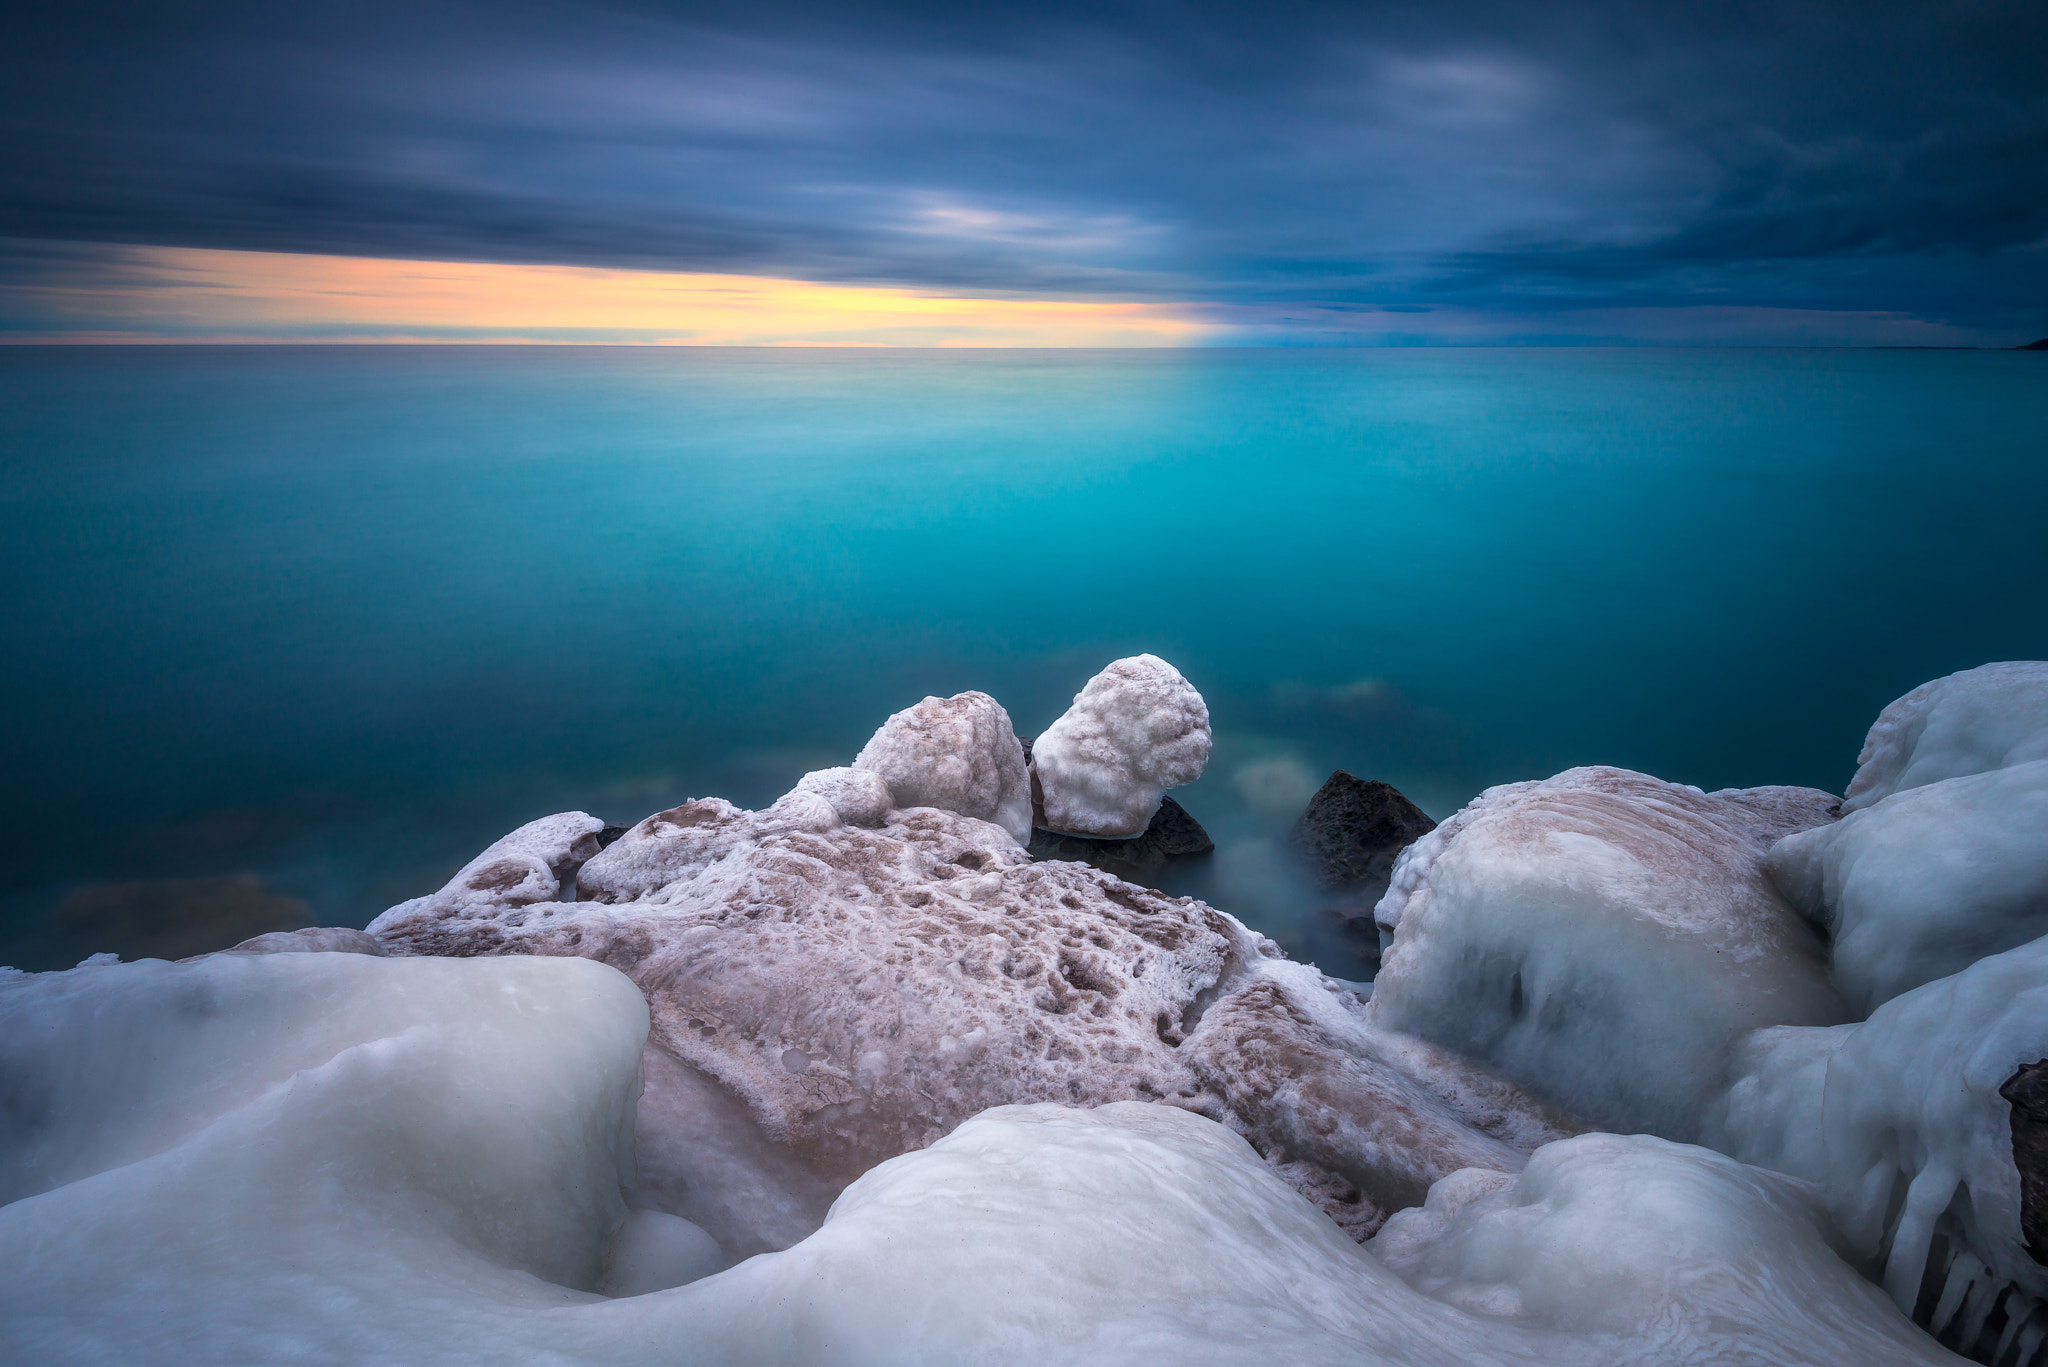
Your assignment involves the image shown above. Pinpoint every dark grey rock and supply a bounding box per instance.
[2001,1058,2048,1266]
[1027,795,1214,878]
[1288,772,1437,894]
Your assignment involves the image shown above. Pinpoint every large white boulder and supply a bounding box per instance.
[1368,767,1847,1141]
[852,691,1033,846]
[1842,661,2048,813]
[1032,654,1211,838]
[1768,758,2048,1014]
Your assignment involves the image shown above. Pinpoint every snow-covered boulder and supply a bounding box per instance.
[1710,936,2048,1350]
[1767,759,2048,1014]
[1368,767,1847,1141]
[852,691,1032,845]
[371,772,1574,1251]
[1843,661,2048,813]
[1032,654,1211,838]
[364,810,607,951]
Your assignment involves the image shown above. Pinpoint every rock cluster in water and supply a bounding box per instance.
[6,657,2048,1366]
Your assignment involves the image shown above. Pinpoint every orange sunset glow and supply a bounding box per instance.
[10,245,1217,346]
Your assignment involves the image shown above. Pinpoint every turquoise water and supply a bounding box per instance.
[3,345,2044,971]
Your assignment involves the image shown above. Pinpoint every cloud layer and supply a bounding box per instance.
[3,0,2044,341]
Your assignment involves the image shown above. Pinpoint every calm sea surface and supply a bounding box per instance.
[3,345,2043,971]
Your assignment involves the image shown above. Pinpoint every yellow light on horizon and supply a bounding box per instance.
[10,245,1215,347]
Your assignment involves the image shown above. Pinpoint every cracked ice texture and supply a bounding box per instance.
[371,774,1575,1251]
[852,691,1032,845]
[1368,767,1847,1140]
[0,956,1957,1367]
[1033,654,1212,838]
[1769,758,2048,1014]
[1843,662,2048,813]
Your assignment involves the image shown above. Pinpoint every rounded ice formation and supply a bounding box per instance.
[0,955,1960,1367]
[1032,654,1212,838]
[1368,767,1848,1141]
[1768,758,2048,1014]
[852,690,1032,845]
[1843,661,2048,813]
[1711,935,2048,1344]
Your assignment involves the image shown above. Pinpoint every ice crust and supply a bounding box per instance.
[852,690,1033,844]
[0,954,1959,1367]
[374,777,1577,1248]
[1843,662,2048,813]
[1711,937,2048,1325]
[1768,759,2048,1013]
[1032,654,1212,838]
[1368,766,1847,1139]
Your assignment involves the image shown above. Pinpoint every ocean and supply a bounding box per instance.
[3,344,2043,972]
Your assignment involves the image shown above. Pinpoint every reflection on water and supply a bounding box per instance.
[3,345,2045,970]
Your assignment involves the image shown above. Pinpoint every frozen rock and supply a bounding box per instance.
[1032,654,1211,838]
[216,925,388,957]
[0,962,1957,1367]
[372,775,1573,1251]
[364,810,607,951]
[1025,794,1215,878]
[1369,766,1848,1140]
[1288,771,1437,896]
[1768,759,2048,1013]
[852,691,1032,844]
[1372,1131,1951,1363]
[1710,936,2048,1357]
[1843,661,2048,813]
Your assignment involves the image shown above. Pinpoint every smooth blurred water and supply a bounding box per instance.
[3,345,2043,970]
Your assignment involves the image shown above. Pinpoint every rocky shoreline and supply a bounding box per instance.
[5,657,2047,1365]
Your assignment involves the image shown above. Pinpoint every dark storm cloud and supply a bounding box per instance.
[2,0,2044,333]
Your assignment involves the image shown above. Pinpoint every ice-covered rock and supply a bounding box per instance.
[1032,654,1211,838]
[851,691,1032,845]
[1710,936,2048,1359]
[1372,1131,1952,1362]
[366,810,607,943]
[1843,662,2048,813]
[371,774,1574,1250]
[216,925,388,957]
[1768,759,2048,1014]
[0,958,1958,1366]
[1369,766,1848,1140]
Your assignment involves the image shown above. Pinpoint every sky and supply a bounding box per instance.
[2,0,2044,345]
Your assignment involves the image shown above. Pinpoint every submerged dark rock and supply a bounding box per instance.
[1288,772,1437,895]
[2019,339,2048,351]
[1027,795,1215,877]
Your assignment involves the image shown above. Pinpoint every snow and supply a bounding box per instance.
[852,690,1032,845]
[0,958,1956,1365]
[1368,766,1847,1140]
[1843,661,2048,813]
[1768,758,2048,1013]
[1032,654,1211,838]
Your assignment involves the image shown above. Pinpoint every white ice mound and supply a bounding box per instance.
[1768,758,2048,1013]
[1843,661,2048,813]
[1371,1132,1952,1362]
[1369,766,1848,1140]
[365,809,606,937]
[375,782,1577,1251]
[852,691,1032,845]
[0,964,1953,1367]
[1712,935,2048,1343]
[1032,653,1211,838]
